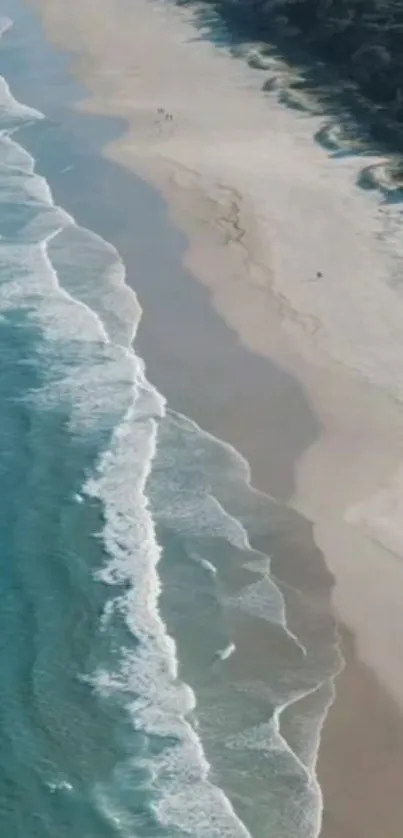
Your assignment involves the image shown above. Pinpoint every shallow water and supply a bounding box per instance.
[0,8,341,838]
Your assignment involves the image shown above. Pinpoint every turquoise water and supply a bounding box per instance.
[0,10,341,838]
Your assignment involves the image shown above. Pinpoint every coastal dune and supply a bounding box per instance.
[26,0,403,834]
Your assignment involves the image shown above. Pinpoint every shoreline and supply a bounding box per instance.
[18,0,403,835]
[319,628,403,837]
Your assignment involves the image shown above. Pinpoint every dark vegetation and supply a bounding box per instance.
[258,0,403,116]
[179,0,403,156]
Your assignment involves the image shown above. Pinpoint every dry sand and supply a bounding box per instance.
[25,0,403,834]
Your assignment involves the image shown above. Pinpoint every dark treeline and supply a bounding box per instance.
[186,0,403,149]
[254,0,403,116]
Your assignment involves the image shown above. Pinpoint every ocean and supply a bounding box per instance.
[0,5,341,837]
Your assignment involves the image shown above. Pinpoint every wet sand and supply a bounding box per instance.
[320,629,403,838]
[21,0,403,835]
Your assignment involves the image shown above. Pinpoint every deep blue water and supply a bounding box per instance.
[0,6,341,838]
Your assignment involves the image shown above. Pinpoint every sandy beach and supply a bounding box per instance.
[24,0,403,834]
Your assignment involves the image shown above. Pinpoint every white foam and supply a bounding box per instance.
[224,680,336,838]
[0,17,13,40]
[47,779,74,794]
[0,74,43,125]
[224,572,305,655]
[209,495,307,654]
[215,642,236,661]
[0,132,35,173]
[0,61,138,351]
[197,556,217,575]
[85,389,253,838]
[48,224,141,347]
[148,411,304,654]
[0,73,148,432]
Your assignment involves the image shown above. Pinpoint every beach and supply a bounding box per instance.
[12,0,403,834]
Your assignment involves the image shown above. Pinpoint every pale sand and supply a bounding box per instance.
[25,0,403,833]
